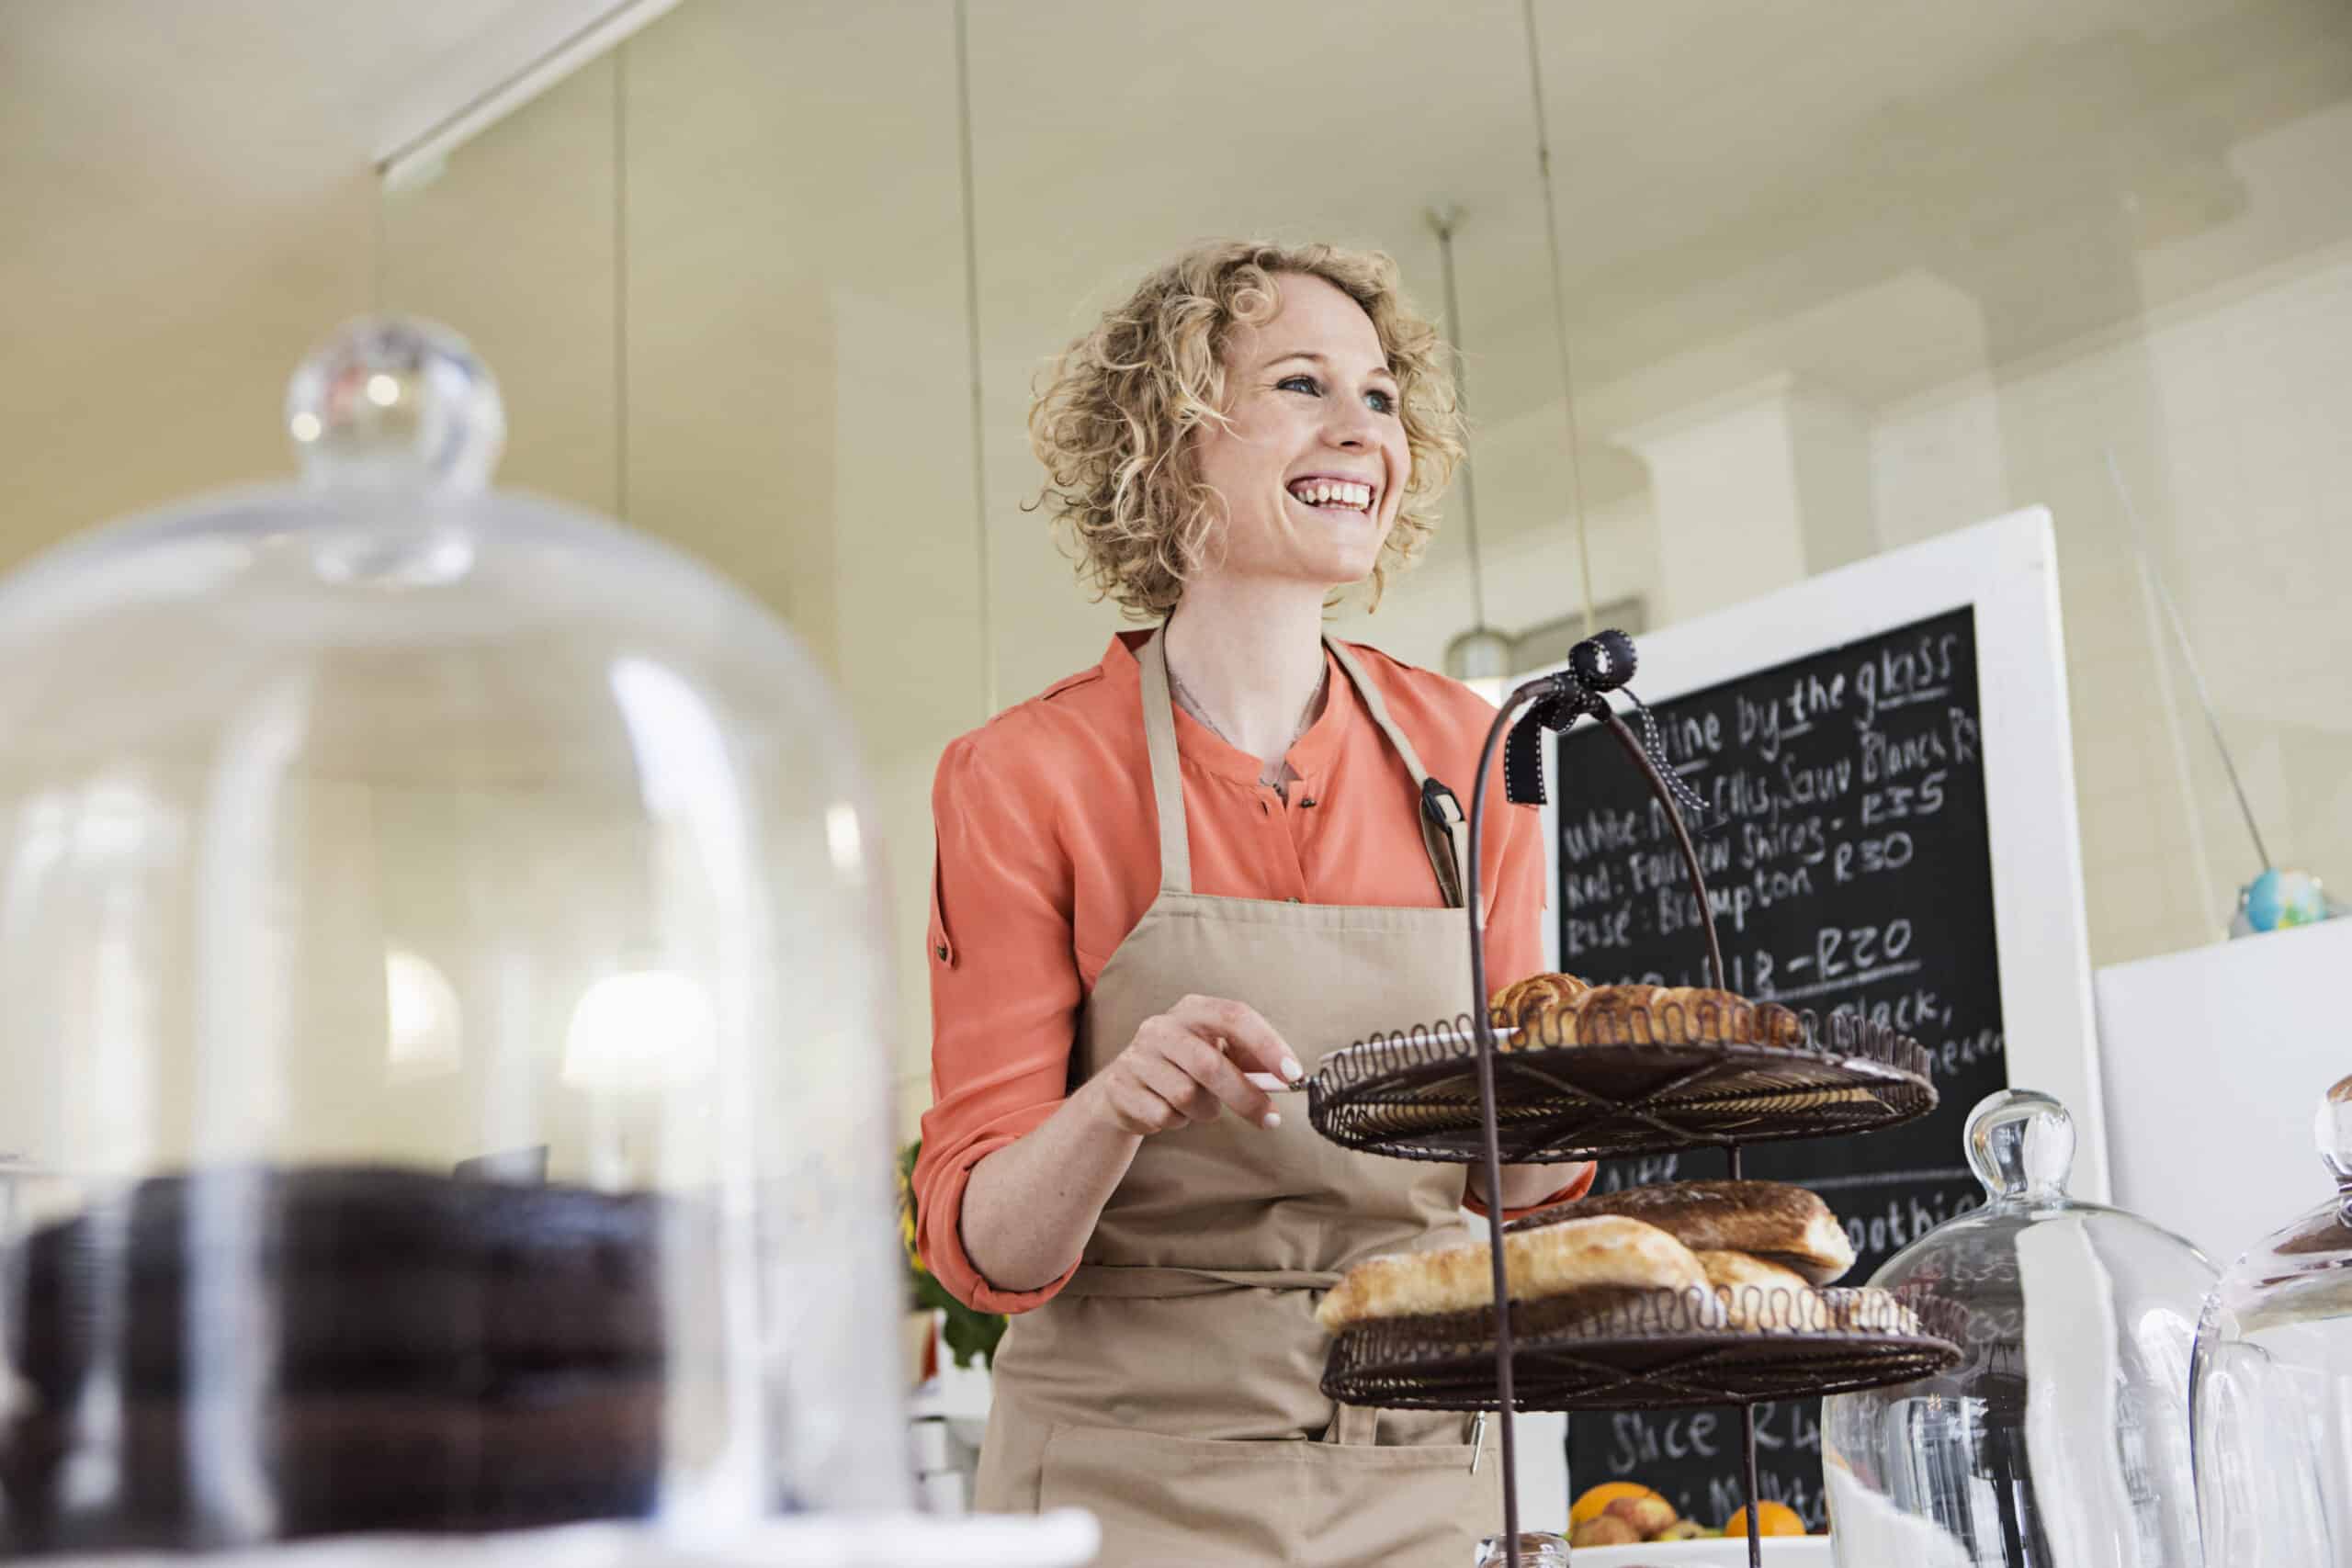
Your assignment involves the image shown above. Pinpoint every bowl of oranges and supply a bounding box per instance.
[1561,1484,1830,1565]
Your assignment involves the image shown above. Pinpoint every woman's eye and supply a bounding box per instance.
[1281,375,1397,416]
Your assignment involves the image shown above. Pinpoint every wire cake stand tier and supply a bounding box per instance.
[1306,1010,1937,1162]
[1320,1286,1965,1414]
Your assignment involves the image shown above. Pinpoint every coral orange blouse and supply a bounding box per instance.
[915,630,1594,1314]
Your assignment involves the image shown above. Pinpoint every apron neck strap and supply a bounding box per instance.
[1136,626,1194,895]
[1327,640,1470,909]
[1325,640,1430,786]
[1137,626,1466,905]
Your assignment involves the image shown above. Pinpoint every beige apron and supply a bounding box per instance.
[973,626,1503,1567]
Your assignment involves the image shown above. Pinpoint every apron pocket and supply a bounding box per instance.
[1038,1421,1495,1568]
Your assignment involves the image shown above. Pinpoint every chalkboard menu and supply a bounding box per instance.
[1554,604,2006,1532]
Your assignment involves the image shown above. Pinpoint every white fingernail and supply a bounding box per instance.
[1262,1111,1283,1130]
[1283,1056,1305,1082]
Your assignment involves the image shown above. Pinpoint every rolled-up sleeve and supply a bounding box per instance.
[912,732,1086,1314]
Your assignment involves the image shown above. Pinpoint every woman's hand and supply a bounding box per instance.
[957,996,1304,1293]
[1086,995,1304,1134]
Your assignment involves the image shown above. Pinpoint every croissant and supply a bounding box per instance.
[1650,987,1807,1047]
[1487,971,1591,1047]
[1486,976,1810,1051]
[1571,984,1676,1044]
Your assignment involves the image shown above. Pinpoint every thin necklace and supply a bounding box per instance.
[1167,658,1327,788]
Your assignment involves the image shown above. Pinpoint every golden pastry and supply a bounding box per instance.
[1753,1000,1808,1047]
[1571,984,1676,1045]
[1820,1286,1923,1336]
[1487,971,1591,1047]
[1648,987,1758,1043]
[1314,1214,1708,1332]
[1508,1180,1857,1286]
[1571,1516,1642,1548]
[1697,1250,1814,1328]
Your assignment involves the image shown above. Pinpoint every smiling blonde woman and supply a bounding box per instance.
[912,241,1594,1565]
[1027,241,1461,619]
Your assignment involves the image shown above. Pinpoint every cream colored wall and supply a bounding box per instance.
[0,46,376,570]
[366,8,1000,1141]
[1386,104,2352,972]
[1381,247,2352,973]
[1871,243,2352,964]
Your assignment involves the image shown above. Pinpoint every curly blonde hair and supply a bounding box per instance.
[1027,241,1464,619]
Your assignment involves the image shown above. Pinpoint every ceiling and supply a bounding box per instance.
[6,0,2349,531]
[949,0,2350,445]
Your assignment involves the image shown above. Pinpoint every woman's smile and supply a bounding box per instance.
[1283,472,1382,519]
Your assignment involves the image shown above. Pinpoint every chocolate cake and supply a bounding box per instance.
[3,1165,696,1553]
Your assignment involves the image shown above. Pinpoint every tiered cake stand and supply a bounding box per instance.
[1305,637,1962,1568]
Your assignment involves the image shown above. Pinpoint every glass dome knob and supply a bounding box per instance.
[1967,1088,2075,1202]
[2316,1073,2352,1186]
[284,317,504,492]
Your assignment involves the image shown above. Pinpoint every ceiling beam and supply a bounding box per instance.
[375,0,683,191]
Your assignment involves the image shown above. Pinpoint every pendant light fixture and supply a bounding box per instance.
[1521,0,1598,638]
[1430,209,1512,705]
[954,0,997,719]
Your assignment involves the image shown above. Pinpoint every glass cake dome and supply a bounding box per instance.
[2190,1072,2352,1565]
[0,319,996,1561]
[1821,1089,2215,1567]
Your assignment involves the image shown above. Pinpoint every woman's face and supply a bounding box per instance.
[1192,272,1411,592]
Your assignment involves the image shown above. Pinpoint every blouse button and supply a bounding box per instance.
[1285,897,1303,905]
[933,943,949,962]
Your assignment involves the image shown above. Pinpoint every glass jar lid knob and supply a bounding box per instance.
[1967,1089,2075,1203]
[283,317,504,492]
[2316,1073,2352,1188]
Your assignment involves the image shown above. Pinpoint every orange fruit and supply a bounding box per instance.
[1724,1502,1807,1537]
[1571,1483,1664,1526]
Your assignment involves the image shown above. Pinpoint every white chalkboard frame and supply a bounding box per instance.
[1532,507,2109,1201]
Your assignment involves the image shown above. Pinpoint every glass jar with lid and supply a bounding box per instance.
[1820,1089,2214,1566]
[1476,1531,1568,1567]
[2190,1071,2352,1564]
[0,319,1093,1565]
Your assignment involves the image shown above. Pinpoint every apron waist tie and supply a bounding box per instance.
[1059,1263,1340,1299]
